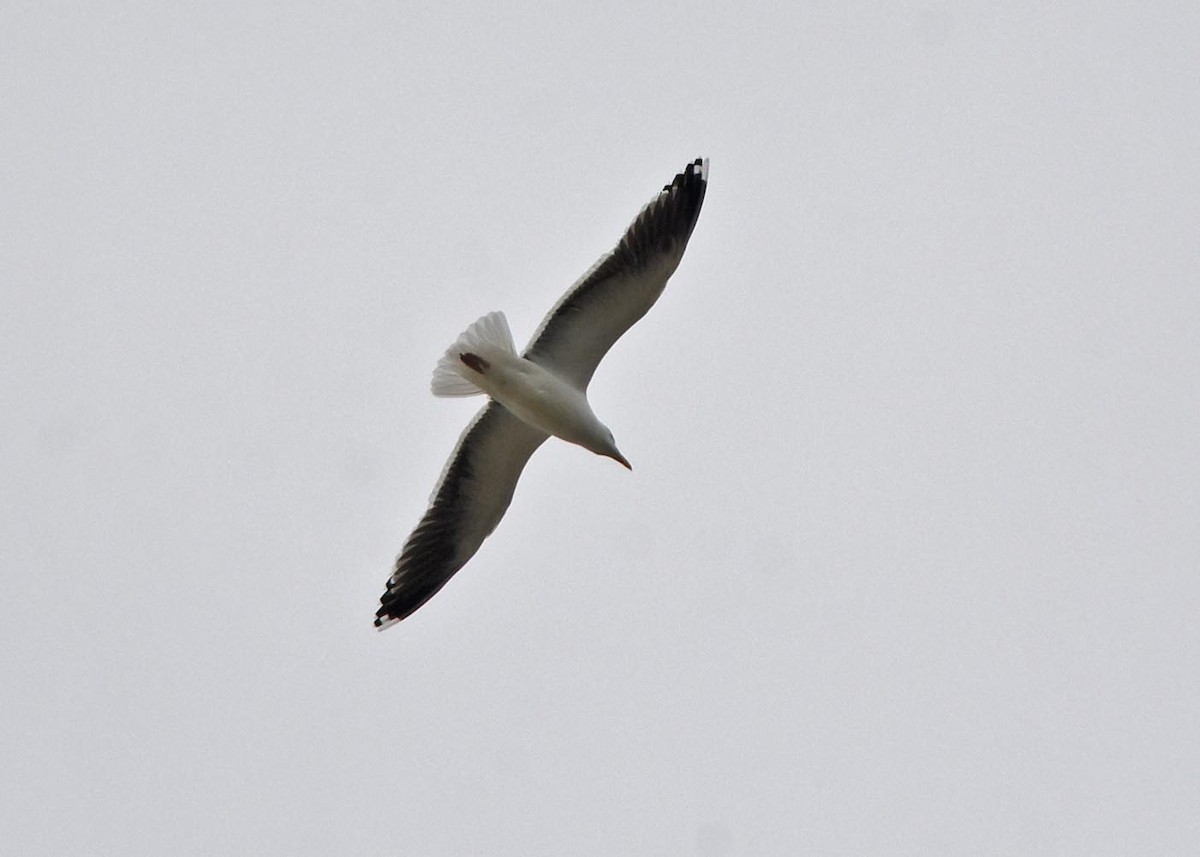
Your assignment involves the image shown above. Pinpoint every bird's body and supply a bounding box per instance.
[375,158,708,628]
[484,360,618,465]
[434,310,630,468]
[468,351,590,444]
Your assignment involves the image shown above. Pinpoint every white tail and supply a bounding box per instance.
[430,311,517,397]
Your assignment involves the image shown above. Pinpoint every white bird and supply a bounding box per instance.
[375,158,708,628]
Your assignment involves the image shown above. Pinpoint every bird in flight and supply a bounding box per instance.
[375,158,708,628]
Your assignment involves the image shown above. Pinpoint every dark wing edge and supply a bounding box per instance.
[522,157,709,387]
[375,402,549,628]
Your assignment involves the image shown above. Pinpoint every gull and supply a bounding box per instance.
[375,158,708,628]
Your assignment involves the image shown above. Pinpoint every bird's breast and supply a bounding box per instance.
[480,356,599,445]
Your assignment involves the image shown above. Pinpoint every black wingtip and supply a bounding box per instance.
[374,612,400,631]
[665,157,707,192]
[615,157,708,263]
[662,157,708,242]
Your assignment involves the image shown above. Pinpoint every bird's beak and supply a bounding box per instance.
[610,451,632,470]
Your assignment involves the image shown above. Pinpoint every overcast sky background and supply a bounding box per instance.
[4,3,1199,855]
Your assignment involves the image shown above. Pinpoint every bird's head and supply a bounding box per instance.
[588,425,632,470]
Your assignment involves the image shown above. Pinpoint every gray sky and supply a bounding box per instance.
[4,3,1199,854]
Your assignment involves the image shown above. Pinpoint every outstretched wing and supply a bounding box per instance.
[522,158,708,389]
[376,401,549,628]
